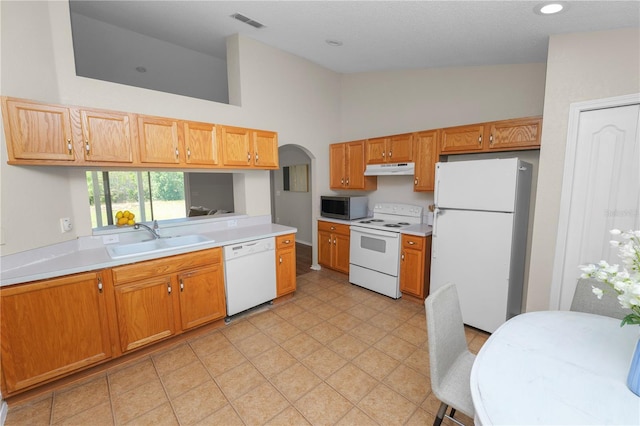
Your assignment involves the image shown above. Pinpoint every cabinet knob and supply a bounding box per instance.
[187,147,191,158]
[247,152,251,162]
[333,239,336,245]
[401,252,405,261]
[346,178,349,186]
[414,178,418,185]
[85,140,90,155]
[489,134,494,146]
[408,241,416,245]
[167,281,172,294]
[341,178,344,185]
[97,277,103,293]
[279,256,283,264]
[478,135,482,145]
[382,152,385,158]
[330,226,336,230]
[284,239,291,244]
[255,153,259,163]
[175,148,179,158]
[179,278,184,292]
[67,139,73,155]
[388,151,392,158]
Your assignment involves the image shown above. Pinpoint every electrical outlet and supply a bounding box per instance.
[60,217,72,233]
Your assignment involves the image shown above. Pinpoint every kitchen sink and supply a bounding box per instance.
[106,234,213,259]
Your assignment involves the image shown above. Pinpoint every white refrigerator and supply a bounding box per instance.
[430,158,532,333]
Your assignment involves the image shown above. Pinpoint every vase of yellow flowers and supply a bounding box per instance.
[580,229,640,396]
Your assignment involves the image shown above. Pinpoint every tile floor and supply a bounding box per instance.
[5,269,489,425]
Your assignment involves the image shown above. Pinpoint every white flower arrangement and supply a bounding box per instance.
[580,229,640,327]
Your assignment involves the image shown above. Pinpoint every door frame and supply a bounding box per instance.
[549,93,640,310]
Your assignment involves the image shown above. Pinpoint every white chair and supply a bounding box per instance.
[425,283,475,426]
[570,277,631,320]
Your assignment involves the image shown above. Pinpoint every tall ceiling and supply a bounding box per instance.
[69,1,639,74]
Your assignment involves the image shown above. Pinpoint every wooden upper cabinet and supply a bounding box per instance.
[183,121,219,166]
[330,141,377,190]
[440,124,485,153]
[78,108,134,163]
[253,130,279,169]
[220,126,278,169]
[345,141,367,189]
[413,130,439,192]
[137,115,182,164]
[487,117,542,150]
[366,134,413,164]
[2,97,74,162]
[329,143,347,189]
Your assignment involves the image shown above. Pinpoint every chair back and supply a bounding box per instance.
[425,283,469,394]
[570,278,631,320]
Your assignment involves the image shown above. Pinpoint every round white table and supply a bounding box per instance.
[470,311,640,425]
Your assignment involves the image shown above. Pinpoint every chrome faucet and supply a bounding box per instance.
[133,220,161,239]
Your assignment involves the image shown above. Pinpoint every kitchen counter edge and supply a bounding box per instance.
[318,217,432,237]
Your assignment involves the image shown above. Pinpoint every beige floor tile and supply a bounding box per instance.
[353,347,399,380]
[198,344,247,377]
[221,319,261,343]
[172,380,228,425]
[335,407,378,426]
[407,311,427,329]
[217,361,267,400]
[346,304,379,321]
[468,332,490,354]
[152,343,198,376]
[160,359,211,399]
[112,378,168,424]
[311,288,341,302]
[232,382,290,425]
[108,357,159,395]
[292,294,324,310]
[124,402,178,426]
[308,303,342,320]
[301,346,347,379]
[348,322,387,345]
[327,333,369,360]
[294,383,353,425]
[422,391,444,416]
[262,319,302,343]
[288,311,323,330]
[326,363,378,404]
[393,322,428,346]
[280,332,323,360]
[383,364,430,404]
[189,330,232,355]
[405,407,436,426]
[305,322,344,345]
[53,401,113,426]
[51,376,109,423]
[358,383,417,425]
[374,334,418,361]
[265,406,311,426]
[248,310,284,330]
[273,301,305,320]
[361,294,397,311]
[369,311,405,332]
[195,404,244,426]
[5,396,52,426]
[403,347,431,377]
[233,330,277,358]
[251,345,297,378]
[271,363,322,402]
[328,311,363,332]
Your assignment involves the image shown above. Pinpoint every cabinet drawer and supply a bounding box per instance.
[112,248,221,284]
[276,234,296,249]
[402,235,425,250]
[318,221,350,236]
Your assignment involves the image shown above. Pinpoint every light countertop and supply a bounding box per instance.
[318,217,433,237]
[1,215,296,287]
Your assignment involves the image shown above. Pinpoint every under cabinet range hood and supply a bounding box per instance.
[364,162,415,176]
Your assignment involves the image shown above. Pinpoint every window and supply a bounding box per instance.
[87,171,186,228]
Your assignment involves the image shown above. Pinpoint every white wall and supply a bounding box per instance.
[70,13,229,104]
[0,1,341,255]
[526,27,640,312]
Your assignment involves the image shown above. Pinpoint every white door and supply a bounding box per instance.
[431,208,515,333]
[552,100,640,310]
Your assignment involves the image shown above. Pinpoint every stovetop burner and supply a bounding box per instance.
[397,222,410,225]
[370,219,384,222]
[384,224,402,228]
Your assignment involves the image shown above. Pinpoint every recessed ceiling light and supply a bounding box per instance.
[534,2,567,15]
[326,39,343,47]
[135,66,147,73]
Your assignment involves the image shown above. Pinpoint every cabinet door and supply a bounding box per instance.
[253,130,279,169]
[276,234,296,296]
[413,130,439,192]
[400,247,425,298]
[0,272,112,393]
[329,143,347,189]
[440,124,485,153]
[333,233,351,274]
[3,98,74,161]
[80,109,133,163]
[220,126,252,167]
[365,137,388,164]
[114,276,176,352]
[183,121,219,166]
[345,141,366,189]
[318,229,333,268]
[487,117,542,150]
[178,264,226,330]
[138,116,181,164]
[388,133,413,163]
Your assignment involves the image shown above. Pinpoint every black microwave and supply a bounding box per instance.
[320,196,368,220]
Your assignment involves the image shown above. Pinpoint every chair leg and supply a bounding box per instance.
[433,402,448,426]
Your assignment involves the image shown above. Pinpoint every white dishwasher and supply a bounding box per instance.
[223,237,277,318]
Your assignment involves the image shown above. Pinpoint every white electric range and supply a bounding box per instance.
[349,203,423,298]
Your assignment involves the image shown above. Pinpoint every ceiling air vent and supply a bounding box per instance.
[230,13,265,29]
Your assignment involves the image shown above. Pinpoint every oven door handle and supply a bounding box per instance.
[351,226,400,239]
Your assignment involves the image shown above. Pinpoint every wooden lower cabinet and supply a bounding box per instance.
[276,234,297,296]
[318,221,350,274]
[399,235,432,299]
[111,248,226,353]
[0,271,112,394]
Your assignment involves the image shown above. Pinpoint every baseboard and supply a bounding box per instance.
[296,240,311,246]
